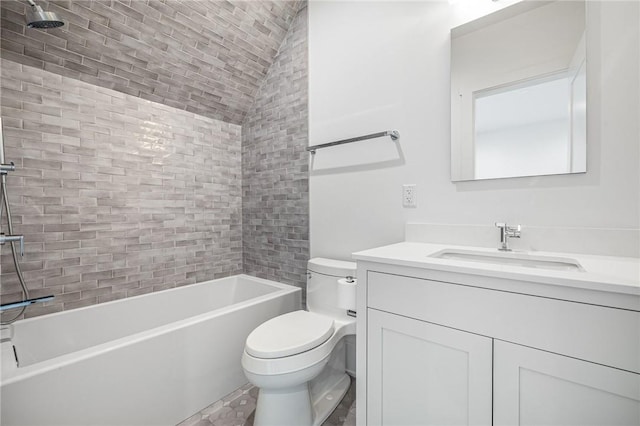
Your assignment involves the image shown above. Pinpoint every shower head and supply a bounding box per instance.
[25,0,64,29]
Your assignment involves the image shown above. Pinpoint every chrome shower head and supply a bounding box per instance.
[25,0,64,29]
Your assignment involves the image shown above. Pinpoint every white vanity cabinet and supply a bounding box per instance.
[494,341,640,426]
[367,309,492,425]
[356,260,640,426]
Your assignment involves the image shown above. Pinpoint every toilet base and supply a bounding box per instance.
[252,373,351,426]
[254,383,313,426]
[311,373,351,426]
[245,334,353,426]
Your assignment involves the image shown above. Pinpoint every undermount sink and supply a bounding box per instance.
[429,249,585,272]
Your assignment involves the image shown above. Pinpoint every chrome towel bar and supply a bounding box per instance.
[307,130,400,154]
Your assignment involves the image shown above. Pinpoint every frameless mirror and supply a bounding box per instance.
[450,0,586,181]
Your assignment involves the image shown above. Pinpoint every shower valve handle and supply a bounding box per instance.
[0,162,16,175]
[0,234,24,256]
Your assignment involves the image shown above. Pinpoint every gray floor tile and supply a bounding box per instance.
[177,379,356,426]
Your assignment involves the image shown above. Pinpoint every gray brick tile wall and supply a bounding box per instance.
[0,59,243,318]
[1,0,302,125]
[241,5,309,300]
[0,0,309,319]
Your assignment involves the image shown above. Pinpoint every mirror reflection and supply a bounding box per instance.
[450,0,586,181]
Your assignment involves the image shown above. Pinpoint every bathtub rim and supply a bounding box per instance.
[1,274,301,385]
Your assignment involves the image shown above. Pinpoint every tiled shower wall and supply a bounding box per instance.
[0,0,301,124]
[242,5,309,296]
[0,58,242,318]
[0,1,309,319]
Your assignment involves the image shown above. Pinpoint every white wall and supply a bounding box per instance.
[309,0,640,260]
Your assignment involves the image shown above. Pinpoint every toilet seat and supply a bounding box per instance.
[245,310,334,359]
[242,316,355,377]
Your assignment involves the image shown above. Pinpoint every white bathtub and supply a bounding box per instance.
[0,274,301,426]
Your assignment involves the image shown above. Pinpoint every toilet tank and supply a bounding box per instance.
[306,258,356,319]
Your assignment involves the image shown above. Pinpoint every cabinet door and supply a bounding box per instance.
[367,309,492,426]
[494,340,640,426]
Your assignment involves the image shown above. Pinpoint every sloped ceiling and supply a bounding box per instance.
[0,0,302,124]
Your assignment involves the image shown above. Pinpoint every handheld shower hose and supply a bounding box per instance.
[0,118,31,325]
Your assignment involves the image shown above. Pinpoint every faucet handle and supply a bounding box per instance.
[495,222,505,228]
[0,233,24,256]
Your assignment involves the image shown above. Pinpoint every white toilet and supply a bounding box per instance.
[241,258,357,426]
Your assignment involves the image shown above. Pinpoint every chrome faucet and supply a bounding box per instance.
[495,222,521,251]
[0,234,24,256]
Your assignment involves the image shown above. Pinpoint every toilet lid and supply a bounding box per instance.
[245,311,334,359]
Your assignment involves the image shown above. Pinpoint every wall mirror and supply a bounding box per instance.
[450,0,586,181]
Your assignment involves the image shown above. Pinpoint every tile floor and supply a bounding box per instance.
[177,378,356,426]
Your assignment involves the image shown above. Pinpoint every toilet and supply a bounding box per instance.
[241,258,357,426]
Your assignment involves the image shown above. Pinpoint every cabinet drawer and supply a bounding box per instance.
[367,271,640,373]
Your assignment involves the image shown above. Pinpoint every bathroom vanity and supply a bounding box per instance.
[353,242,640,426]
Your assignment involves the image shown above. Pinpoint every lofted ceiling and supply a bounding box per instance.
[0,0,303,124]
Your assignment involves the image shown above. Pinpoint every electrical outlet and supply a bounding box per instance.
[403,184,417,207]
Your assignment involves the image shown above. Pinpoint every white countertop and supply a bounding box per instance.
[352,242,640,296]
